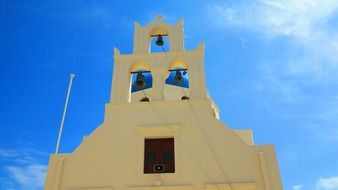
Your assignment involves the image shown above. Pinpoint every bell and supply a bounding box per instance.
[174,70,183,82]
[155,35,164,46]
[134,72,146,87]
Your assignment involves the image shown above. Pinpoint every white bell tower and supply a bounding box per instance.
[44,17,283,190]
[110,17,208,103]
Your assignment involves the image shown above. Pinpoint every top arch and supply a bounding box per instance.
[133,18,185,54]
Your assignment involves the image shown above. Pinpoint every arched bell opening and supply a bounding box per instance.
[130,69,153,102]
[150,34,169,53]
[149,26,170,53]
[164,66,190,101]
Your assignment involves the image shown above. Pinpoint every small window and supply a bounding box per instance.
[144,138,175,173]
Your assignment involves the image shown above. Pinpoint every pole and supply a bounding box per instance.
[55,73,75,154]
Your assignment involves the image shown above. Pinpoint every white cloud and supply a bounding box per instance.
[212,4,236,24]
[7,165,47,190]
[0,148,48,164]
[210,0,338,39]
[254,64,338,140]
[0,148,48,190]
[253,0,338,39]
[316,176,338,190]
[208,0,338,79]
[207,0,338,141]
[293,184,304,190]
[0,149,19,158]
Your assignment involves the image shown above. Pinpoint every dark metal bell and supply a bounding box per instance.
[134,72,146,87]
[174,70,183,82]
[155,35,164,46]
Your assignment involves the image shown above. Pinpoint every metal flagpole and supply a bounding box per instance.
[55,73,75,154]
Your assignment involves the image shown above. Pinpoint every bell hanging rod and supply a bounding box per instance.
[150,34,168,37]
[131,70,151,74]
[168,68,188,72]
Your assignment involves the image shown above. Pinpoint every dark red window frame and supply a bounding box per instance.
[144,138,175,173]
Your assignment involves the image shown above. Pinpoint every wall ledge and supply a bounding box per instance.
[205,182,256,190]
[137,124,181,133]
[128,185,193,190]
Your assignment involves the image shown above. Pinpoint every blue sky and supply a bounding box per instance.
[1,0,338,189]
